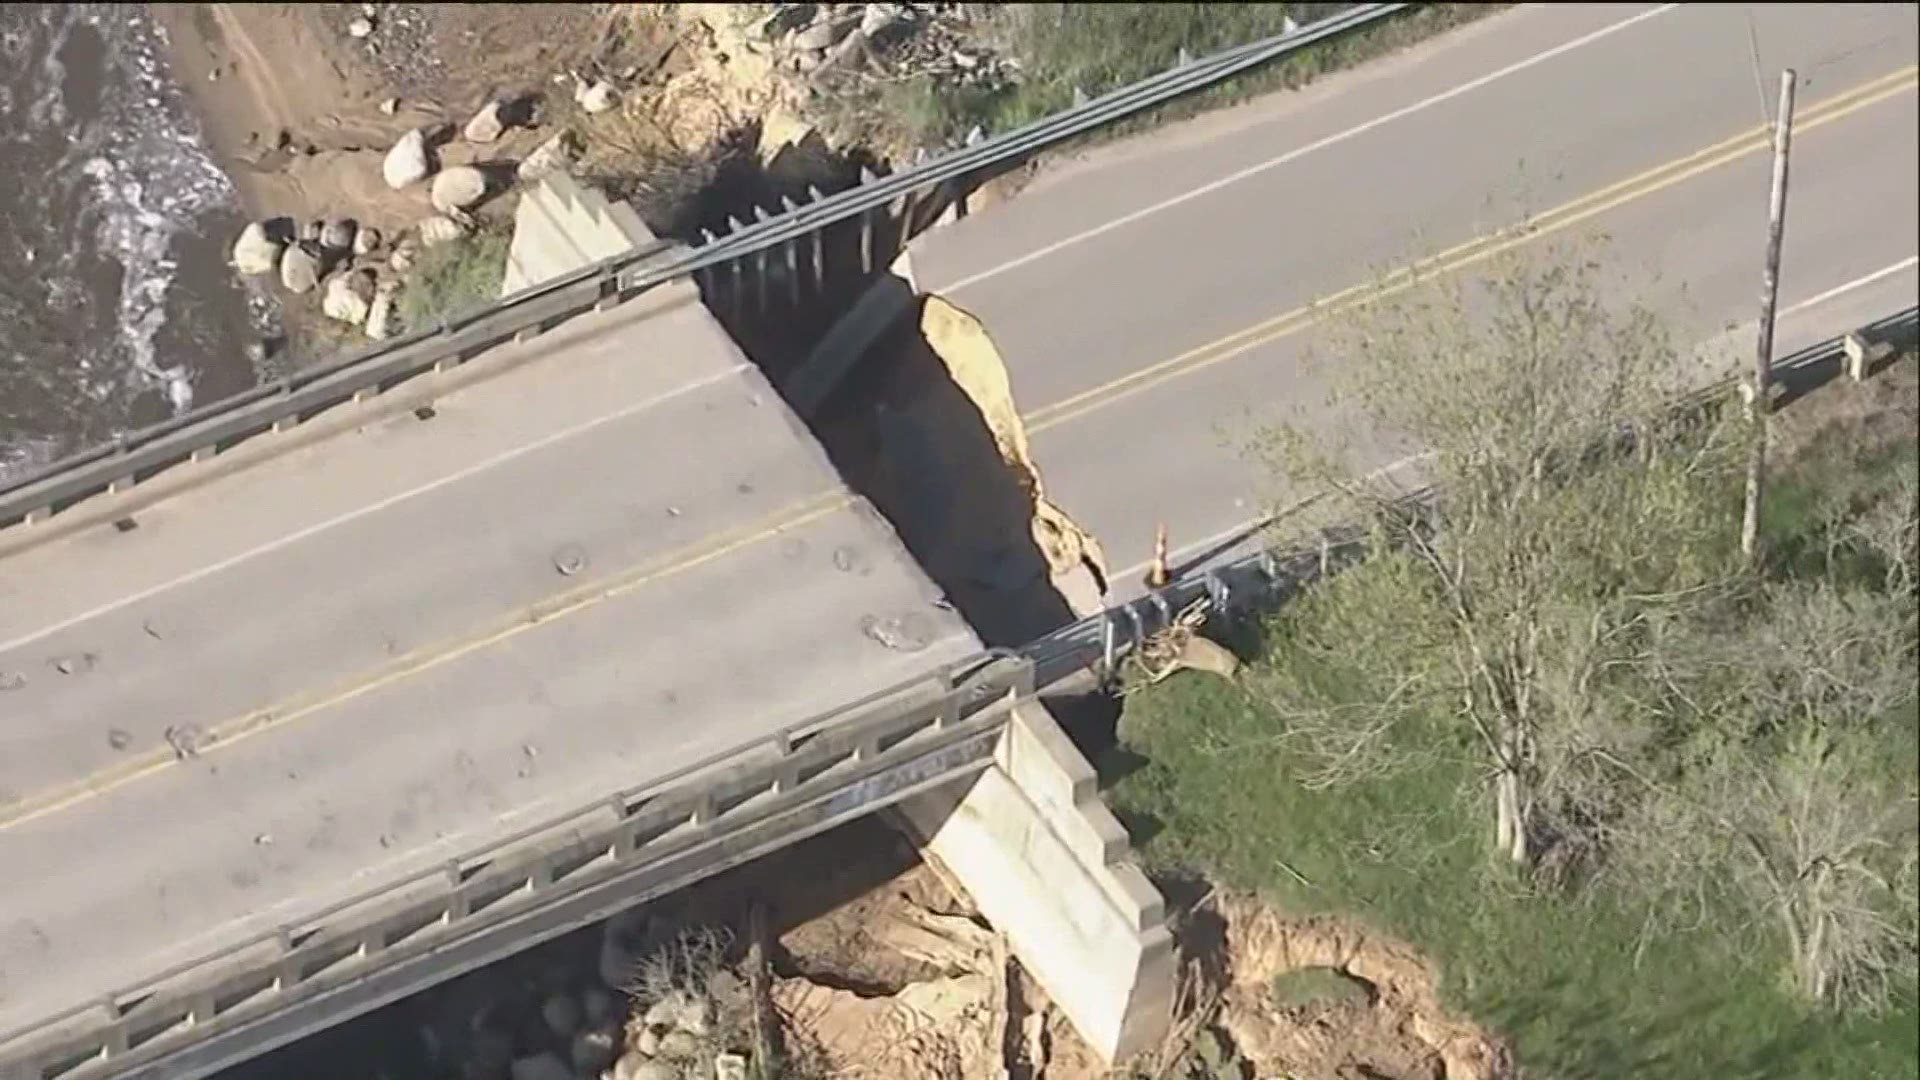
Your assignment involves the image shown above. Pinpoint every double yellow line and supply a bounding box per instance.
[0,492,852,832]
[1025,65,1919,434]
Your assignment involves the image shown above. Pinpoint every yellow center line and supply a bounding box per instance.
[1024,65,1919,435]
[0,491,853,833]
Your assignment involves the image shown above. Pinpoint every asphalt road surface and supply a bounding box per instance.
[0,289,978,1041]
[910,2,1919,593]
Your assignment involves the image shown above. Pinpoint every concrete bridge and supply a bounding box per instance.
[0,167,1173,1078]
[3,4,1915,1076]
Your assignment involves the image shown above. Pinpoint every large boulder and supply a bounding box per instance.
[279,242,321,294]
[383,128,430,190]
[352,225,382,257]
[319,218,356,254]
[230,221,282,275]
[322,269,377,326]
[575,79,617,114]
[430,164,488,213]
[516,131,577,182]
[416,214,469,248]
[388,236,420,271]
[464,100,505,143]
[793,12,849,51]
[364,281,399,340]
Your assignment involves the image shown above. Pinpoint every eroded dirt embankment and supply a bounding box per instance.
[798,288,1116,650]
[917,295,1113,616]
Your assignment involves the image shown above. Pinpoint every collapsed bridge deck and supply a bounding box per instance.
[0,277,976,1049]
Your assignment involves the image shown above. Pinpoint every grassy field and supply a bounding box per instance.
[1106,358,1919,1079]
[846,4,1497,153]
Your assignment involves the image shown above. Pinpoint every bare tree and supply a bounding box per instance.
[1845,469,1920,597]
[1247,240,1746,868]
[1618,582,1918,1011]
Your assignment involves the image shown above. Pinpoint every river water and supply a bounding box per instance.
[0,3,272,484]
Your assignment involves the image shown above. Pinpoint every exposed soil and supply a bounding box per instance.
[153,4,660,231]
[1130,886,1511,1080]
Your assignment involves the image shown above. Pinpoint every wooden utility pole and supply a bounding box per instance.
[1742,68,1797,564]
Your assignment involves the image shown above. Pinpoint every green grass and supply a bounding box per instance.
[1269,966,1374,1010]
[397,226,512,333]
[1111,673,1918,1079]
[1106,371,1920,1079]
[854,4,1497,152]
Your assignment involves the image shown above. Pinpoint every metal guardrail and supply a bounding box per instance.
[5,309,1911,1078]
[0,3,1406,531]
[0,654,1034,1078]
[1022,305,1920,687]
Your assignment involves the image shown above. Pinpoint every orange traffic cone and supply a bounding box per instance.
[1145,522,1170,590]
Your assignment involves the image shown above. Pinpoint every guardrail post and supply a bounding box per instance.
[1125,603,1146,658]
[1844,329,1891,381]
[859,206,875,276]
[272,927,300,992]
[752,206,774,313]
[781,198,802,306]
[1101,613,1117,685]
[443,860,469,923]
[856,166,880,275]
[725,215,750,313]
[1149,590,1173,633]
[434,323,459,374]
[1205,568,1228,612]
[806,185,827,290]
[595,266,619,313]
[96,995,129,1056]
[527,858,554,892]
[892,189,918,245]
[933,691,960,730]
[696,229,722,305]
[608,796,636,858]
[773,760,802,793]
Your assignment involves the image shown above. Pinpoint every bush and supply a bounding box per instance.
[397,226,511,332]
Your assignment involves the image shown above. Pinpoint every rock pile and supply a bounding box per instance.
[228,214,378,328]
[741,4,1019,98]
[227,66,582,343]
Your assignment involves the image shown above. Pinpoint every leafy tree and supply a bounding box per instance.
[1248,241,1746,868]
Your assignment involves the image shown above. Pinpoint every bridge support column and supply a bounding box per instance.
[894,699,1175,1064]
